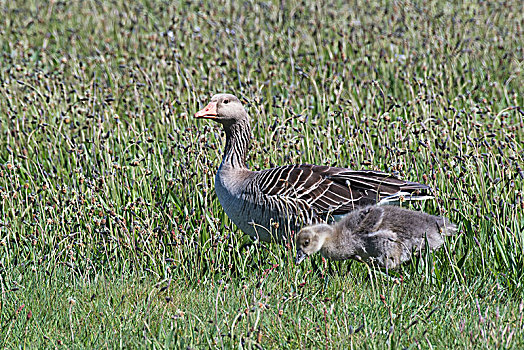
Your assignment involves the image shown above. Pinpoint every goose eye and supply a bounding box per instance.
[223,99,229,104]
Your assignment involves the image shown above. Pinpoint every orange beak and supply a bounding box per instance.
[195,102,218,119]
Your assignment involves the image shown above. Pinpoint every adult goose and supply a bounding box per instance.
[195,93,432,242]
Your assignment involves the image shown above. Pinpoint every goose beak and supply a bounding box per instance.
[195,102,218,119]
[295,249,307,265]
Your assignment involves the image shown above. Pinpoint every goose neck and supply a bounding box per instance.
[222,118,251,169]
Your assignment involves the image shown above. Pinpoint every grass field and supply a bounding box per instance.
[1,0,523,348]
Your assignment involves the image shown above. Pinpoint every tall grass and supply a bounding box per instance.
[0,0,522,347]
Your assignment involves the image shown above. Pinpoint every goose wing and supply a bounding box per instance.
[253,164,430,217]
[324,168,432,205]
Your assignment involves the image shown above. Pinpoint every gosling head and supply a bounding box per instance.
[295,224,333,265]
[194,93,247,127]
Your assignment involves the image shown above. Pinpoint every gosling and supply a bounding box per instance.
[295,206,457,270]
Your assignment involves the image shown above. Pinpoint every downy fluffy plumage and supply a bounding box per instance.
[295,205,457,269]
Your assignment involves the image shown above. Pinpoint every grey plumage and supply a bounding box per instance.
[196,93,433,242]
[295,206,457,269]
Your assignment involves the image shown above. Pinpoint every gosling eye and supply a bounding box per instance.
[223,99,229,104]
[303,239,310,247]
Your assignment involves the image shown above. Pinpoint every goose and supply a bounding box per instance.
[195,93,432,242]
[295,205,457,269]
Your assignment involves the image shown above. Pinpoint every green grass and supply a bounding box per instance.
[1,0,523,347]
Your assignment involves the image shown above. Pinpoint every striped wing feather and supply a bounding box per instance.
[255,164,429,217]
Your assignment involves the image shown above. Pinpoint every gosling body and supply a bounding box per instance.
[295,206,457,269]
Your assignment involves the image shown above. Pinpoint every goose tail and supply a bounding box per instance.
[377,191,435,205]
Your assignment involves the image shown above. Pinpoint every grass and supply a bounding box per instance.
[0,0,523,347]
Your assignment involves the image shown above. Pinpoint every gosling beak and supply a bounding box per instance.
[295,249,308,265]
[195,101,218,119]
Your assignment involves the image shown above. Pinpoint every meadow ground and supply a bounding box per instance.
[1,0,523,348]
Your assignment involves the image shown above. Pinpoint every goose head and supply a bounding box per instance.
[295,224,333,264]
[195,93,247,127]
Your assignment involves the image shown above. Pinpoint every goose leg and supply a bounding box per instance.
[345,260,354,275]
[369,264,401,283]
[310,256,321,276]
[237,238,277,272]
